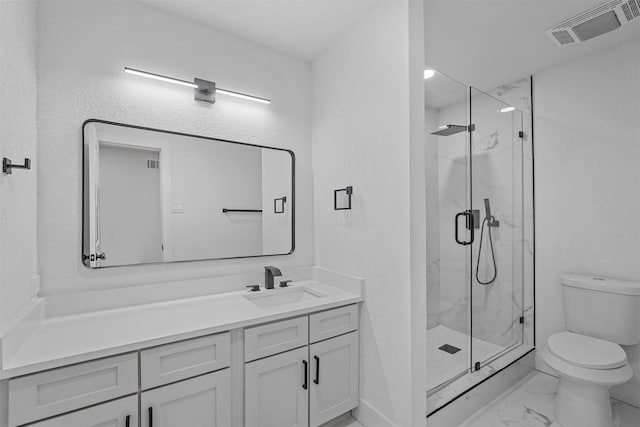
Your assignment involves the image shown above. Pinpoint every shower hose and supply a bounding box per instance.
[475,217,497,285]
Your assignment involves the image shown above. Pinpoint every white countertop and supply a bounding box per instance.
[1,280,362,379]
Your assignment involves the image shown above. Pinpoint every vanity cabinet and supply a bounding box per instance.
[141,370,231,427]
[7,335,231,427]
[5,303,359,427]
[244,305,359,427]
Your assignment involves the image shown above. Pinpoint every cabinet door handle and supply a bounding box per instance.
[148,406,153,427]
[125,415,130,427]
[302,359,308,390]
[314,355,320,385]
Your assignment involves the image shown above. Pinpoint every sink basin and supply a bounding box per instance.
[244,286,326,308]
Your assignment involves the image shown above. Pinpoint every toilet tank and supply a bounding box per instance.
[561,274,640,345]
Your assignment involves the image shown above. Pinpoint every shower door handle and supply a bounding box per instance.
[455,210,475,246]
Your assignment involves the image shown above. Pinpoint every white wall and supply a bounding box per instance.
[408,1,427,422]
[35,0,312,294]
[0,0,38,333]
[534,39,640,407]
[312,2,418,426]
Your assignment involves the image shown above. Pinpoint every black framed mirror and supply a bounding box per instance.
[82,119,295,268]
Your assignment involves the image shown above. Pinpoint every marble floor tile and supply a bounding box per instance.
[460,371,640,427]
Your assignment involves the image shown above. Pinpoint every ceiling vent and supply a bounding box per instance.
[546,0,639,47]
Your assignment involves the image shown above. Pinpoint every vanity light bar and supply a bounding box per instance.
[216,88,271,104]
[124,67,271,105]
[124,67,197,88]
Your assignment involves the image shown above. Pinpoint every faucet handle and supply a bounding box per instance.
[279,280,292,288]
[246,284,261,292]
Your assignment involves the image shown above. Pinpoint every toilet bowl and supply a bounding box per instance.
[542,332,633,427]
[543,274,640,427]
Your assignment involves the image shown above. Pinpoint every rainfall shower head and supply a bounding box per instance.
[431,124,468,136]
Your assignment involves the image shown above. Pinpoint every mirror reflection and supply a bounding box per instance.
[83,121,294,268]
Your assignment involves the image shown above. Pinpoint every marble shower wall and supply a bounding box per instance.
[425,107,441,330]
[425,76,534,358]
[436,100,470,336]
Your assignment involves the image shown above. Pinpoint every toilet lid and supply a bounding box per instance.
[548,332,627,369]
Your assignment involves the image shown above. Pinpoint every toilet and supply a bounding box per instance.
[542,274,640,427]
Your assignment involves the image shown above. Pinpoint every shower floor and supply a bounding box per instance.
[427,325,504,391]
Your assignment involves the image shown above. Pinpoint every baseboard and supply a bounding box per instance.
[353,398,396,427]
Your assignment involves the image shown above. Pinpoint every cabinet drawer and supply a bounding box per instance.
[245,316,308,362]
[309,305,358,343]
[9,353,138,427]
[141,332,230,390]
[28,395,138,427]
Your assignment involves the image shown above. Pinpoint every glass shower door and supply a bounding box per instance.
[469,87,525,368]
[424,69,473,392]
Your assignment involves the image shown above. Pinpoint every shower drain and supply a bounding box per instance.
[438,344,462,354]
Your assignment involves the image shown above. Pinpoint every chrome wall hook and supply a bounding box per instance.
[2,157,31,175]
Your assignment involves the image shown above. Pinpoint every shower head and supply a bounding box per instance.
[430,124,468,136]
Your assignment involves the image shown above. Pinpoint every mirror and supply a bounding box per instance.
[82,120,294,268]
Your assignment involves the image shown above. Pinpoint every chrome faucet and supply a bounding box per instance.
[264,266,282,290]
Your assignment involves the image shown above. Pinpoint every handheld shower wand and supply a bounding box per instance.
[476,198,498,285]
[483,198,500,227]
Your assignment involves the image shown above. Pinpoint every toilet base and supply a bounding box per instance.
[556,376,613,427]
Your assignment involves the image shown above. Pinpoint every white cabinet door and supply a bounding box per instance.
[29,395,138,427]
[141,369,231,427]
[309,331,359,427]
[245,346,309,427]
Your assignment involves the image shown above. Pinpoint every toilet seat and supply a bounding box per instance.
[547,332,627,369]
